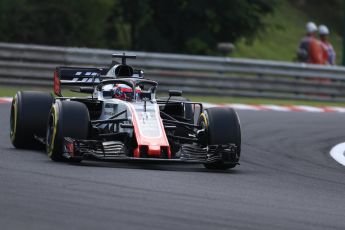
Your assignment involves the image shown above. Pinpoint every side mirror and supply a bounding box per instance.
[169,90,182,97]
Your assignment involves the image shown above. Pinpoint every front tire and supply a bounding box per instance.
[46,101,90,162]
[199,107,241,170]
[10,91,54,148]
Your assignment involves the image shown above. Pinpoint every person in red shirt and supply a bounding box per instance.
[308,37,324,64]
[298,22,324,64]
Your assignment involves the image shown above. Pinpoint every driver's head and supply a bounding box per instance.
[113,84,141,101]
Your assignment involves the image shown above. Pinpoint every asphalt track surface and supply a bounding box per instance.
[1,103,345,230]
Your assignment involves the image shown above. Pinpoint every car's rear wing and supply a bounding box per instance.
[54,66,109,96]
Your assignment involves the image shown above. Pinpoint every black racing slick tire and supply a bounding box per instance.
[10,91,54,149]
[46,101,90,162]
[198,107,241,170]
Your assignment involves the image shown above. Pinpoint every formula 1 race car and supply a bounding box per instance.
[10,54,241,170]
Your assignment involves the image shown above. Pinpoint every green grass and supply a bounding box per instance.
[232,0,343,65]
[2,87,344,107]
[0,87,50,97]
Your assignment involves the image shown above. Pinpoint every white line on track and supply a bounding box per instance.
[225,103,261,111]
[257,104,291,112]
[0,97,12,103]
[326,107,345,113]
[330,143,345,166]
[291,105,325,113]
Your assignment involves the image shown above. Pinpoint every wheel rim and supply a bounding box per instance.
[198,112,208,147]
[10,97,17,142]
[46,106,58,157]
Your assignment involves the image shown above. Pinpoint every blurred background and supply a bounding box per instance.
[0,0,342,63]
[0,0,345,105]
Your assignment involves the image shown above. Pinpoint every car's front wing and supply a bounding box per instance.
[63,137,239,164]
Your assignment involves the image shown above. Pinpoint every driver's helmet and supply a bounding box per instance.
[113,84,141,101]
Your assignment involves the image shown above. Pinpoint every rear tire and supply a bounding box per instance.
[199,107,241,170]
[46,101,90,162]
[10,91,54,149]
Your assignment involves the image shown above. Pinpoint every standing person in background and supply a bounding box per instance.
[319,25,336,65]
[297,22,324,64]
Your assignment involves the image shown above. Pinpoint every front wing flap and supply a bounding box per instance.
[63,137,239,164]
